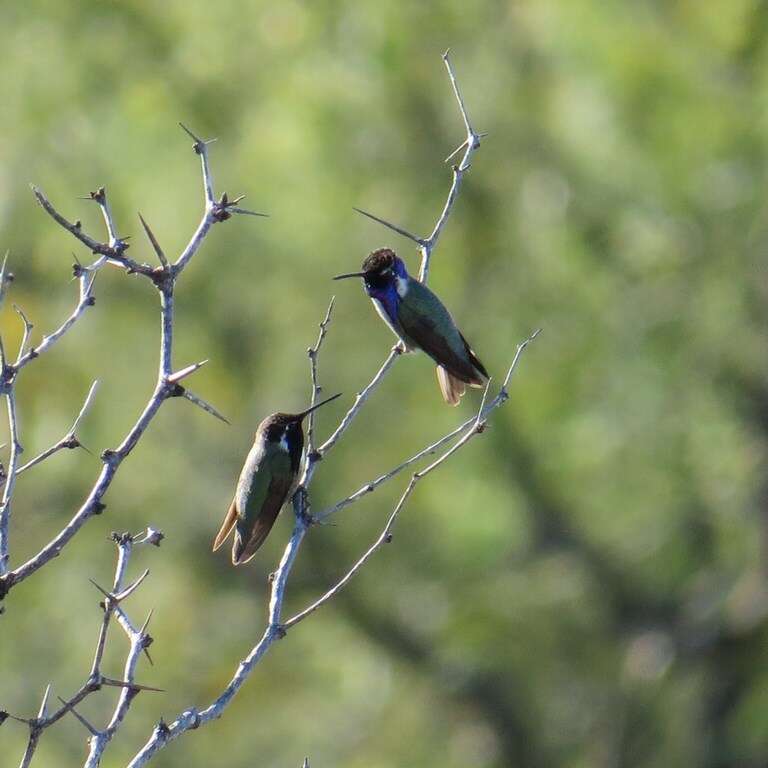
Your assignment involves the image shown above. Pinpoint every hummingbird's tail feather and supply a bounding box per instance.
[212,500,238,552]
[436,365,466,406]
[232,507,281,565]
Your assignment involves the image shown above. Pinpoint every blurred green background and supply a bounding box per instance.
[1,1,766,766]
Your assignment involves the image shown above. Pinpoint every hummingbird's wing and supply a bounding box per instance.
[397,280,488,385]
[233,471,294,564]
[212,499,238,552]
[232,445,295,565]
[458,330,489,380]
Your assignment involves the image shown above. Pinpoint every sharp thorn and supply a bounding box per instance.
[178,122,202,143]
[101,677,164,693]
[114,568,150,602]
[167,360,209,385]
[181,389,230,425]
[57,696,99,736]
[352,207,424,245]
[444,140,468,164]
[139,607,155,636]
[228,207,269,218]
[137,212,168,267]
[88,578,112,601]
[37,683,53,719]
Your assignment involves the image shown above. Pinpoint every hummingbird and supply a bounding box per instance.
[213,392,342,565]
[334,248,488,405]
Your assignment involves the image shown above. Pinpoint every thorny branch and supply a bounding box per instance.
[125,53,539,767]
[13,528,162,768]
[17,381,99,475]
[305,296,335,457]
[0,123,259,596]
[3,52,534,768]
[127,326,538,766]
[321,51,484,456]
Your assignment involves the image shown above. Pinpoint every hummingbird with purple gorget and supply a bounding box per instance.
[213,392,342,565]
[334,248,488,405]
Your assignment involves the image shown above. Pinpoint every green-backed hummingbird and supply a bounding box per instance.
[334,248,488,405]
[213,392,342,565]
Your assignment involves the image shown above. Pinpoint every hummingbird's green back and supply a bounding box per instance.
[397,278,487,386]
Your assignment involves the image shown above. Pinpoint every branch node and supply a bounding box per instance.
[144,528,165,547]
[178,122,214,154]
[111,530,126,544]
[270,623,287,640]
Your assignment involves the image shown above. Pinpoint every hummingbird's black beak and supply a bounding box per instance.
[333,271,367,280]
[297,392,343,419]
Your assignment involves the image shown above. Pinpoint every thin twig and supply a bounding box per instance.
[14,271,97,373]
[15,531,159,766]
[0,391,22,575]
[84,536,154,767]
[31,185,154,277]
[316,330,540,521]
[306,297,335,455]
[12,305,33,364]
[17,380,98,474]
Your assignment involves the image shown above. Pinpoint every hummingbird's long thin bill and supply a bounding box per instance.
[298,392,343,418]
[333,271,367,280]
